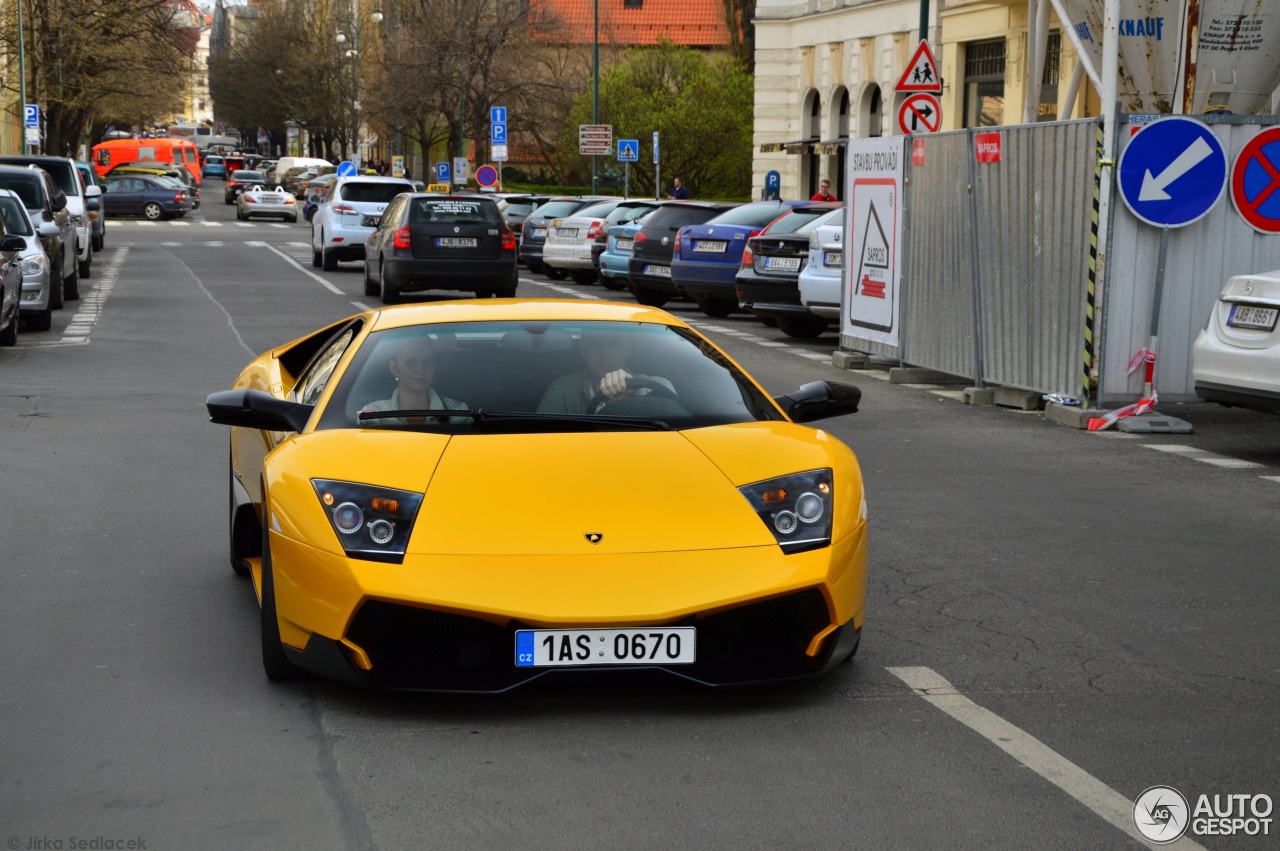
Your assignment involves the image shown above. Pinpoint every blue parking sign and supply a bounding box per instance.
[435,161,451,183]
[491,122,507,144]
[24,104,38,128]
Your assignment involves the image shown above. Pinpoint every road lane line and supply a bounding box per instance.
[888,666,1209,850]
[1143,444,1264,469]
[260,242,344,295]
[351,301,375,312]
[1262,476,1280,484]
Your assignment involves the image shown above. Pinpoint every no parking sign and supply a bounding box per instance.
[1230,127,1280,234]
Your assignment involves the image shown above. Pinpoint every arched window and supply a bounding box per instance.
[806,93,822,198]
[860,84,883,138]
[833,88,850,200]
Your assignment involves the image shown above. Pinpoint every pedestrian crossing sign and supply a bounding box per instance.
[617,139,639,162]
[895,40,942,94]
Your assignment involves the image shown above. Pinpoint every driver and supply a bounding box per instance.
[537,331,674,414]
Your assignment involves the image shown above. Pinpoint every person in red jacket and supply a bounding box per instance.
[811,179,836,201]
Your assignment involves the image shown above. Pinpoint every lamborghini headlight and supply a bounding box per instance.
[312,479,424,564]
[739,469,834,554]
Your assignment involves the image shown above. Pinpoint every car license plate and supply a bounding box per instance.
[515,628,696,667]
[615,239,633,251]
[824,250,843,267]
[764,256,801,271]
[1227,303,1279,331]
[361,215,381,227]
[644,264,671,278]
[436,237,477,248]
[694,240,727,253]
[532,227,547,237]
[557,228,578,239]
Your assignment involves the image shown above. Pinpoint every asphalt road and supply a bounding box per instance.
[1,193,1277,850]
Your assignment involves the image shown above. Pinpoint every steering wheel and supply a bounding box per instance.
[587,376,679,414]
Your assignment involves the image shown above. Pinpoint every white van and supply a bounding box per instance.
[272,157,332,183]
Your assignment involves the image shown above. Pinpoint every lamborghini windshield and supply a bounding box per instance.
[318,320,784,432]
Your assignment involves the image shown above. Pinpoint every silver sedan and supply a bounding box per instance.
[236,185,298,222]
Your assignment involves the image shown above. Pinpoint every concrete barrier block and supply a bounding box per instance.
[888,367,969,385]
[963,387,995,405]
[1044,402,1104,429]
[993,387,1043,410]
[832,350,872,369]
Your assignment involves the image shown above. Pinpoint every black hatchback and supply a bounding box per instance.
[735,206,842,338]
[363,194,518,304]
[626,200,738,307]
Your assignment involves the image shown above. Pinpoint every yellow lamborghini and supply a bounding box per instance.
[207,300,867,690]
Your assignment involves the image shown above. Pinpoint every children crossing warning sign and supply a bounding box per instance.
[842,137,903,346]
[895,40,942,94]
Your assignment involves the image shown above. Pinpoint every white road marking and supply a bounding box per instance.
[161,242,181,247]
[888,666,1209,850]
[169,221,190,227]
[47,247,127,345]
[351,301,375,312]
[203,221,223,227]
[137,222,157,227]
[1262,476,1280,484]
[235,222,254,227]
[1143,444,1264,469]
[258,242,344,295]
[206,241,224,247]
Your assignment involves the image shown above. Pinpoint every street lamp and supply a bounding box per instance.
[336,19,362,164]
[371,7,402,170]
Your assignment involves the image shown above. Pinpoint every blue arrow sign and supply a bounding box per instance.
[1118,117,1227,229]
[24,104,38,128]
[336,160,357,177]
[491,122,507,144]
[435,161,451,183]
[490,106,507,124]
[617,139,639,162]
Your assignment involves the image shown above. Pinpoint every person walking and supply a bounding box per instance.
[669,178,688,200]
[811,179,836,201]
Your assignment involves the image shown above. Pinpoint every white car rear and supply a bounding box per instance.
[237,185,298,222]
[312,176,415,270]
[1192,268,1280,414]
[542,200,622,276]
[797,209,846,320]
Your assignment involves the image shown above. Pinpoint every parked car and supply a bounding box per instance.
[0,189,55,331]
[362,193,517,303]
[598,207,663,292]
[627,200,740,307]
[0,164,77,306]
[797,208,847,322]
[205,301,865,688]
[541,199,628,284]
[311,176,416,270]
[202,155,228,180]
[736,206,843,338]
[0,190,35,343]
[284,166,337,198]
[237,184,298,222]
[674,201,830,318]
[106,162,200,209]
[496,194,553,248]
[1192,268,1280,414]
[74,161,107,252]
[102,174,194,220]
[519,197,611,275]
[224,170,267,204]
[302,174,340,222]
[0,155,98,281]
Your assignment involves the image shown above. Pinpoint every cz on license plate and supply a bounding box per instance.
[515,628,696,667]
[694,240,727,253]
[1227,303,1279,331]
[644,264,672,278]
[532,228,547,237]
[824,250,843,267]
[764,256,801,272]
[557,228,579,238]
[615,239,634,251]
[436,237,477,247]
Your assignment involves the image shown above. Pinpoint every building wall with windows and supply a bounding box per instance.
[752,0,1101,201]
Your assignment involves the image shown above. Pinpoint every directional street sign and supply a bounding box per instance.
[897,93,941,135]
[1118,116,1227,229]
[336,160,357,177]
[491,122,507,144]
[617,139,639,162]
[435,161,451,183]
[895,40,942,94]
[1230,127,1280,234]
[490,106,507,124]
[24,104,38,128]
[579,124,612,155]
[475,165,498,188]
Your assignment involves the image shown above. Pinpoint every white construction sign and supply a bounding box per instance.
[842,137,903,346]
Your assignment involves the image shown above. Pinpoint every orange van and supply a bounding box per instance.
[91,138,202,186]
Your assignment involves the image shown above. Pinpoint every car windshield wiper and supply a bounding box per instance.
[357,409,672,431]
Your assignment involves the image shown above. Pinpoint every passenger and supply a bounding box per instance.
[537,331,674,414]
[359,336,469,423]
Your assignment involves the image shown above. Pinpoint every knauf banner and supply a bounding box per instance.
[1050,0,1280,115]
